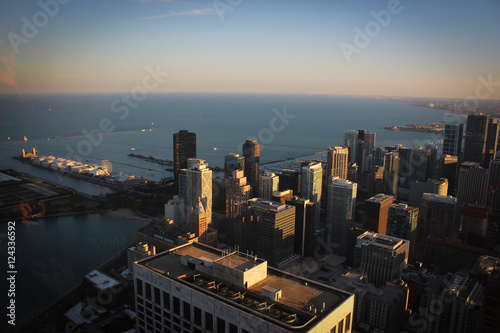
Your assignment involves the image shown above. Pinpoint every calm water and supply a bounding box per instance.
[0,93,449,188]
[0,214,148,328]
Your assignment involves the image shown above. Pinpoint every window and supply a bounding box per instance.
[217,317,226,333]
[205,313,214,331]
[136,280,143,296]
[339,319,344,333]
[173,297,180,315]
[330,326,336,333]
[154,287,161,305]
[346,313,351,331]
[194,307,202,325]
[163,291,170,310]
[183,301,191,320]
[145,283,152,300]
[229,323,238,333]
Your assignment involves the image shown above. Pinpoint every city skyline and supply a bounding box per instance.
[0,0,499,99]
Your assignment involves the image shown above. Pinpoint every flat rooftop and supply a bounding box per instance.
[367,193,394,203]
[357,231,407,250]
[137,242,352,330]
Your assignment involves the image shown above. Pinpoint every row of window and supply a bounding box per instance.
[331,313,351,333]
[136,279,252,333]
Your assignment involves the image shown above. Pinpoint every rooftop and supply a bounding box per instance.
[366,193,394,203]
[84,270,121,291]
[136,242,352,330]
[356,231,408,250]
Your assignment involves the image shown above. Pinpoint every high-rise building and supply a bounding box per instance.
[186,159,212,226]
[353,231,410,287]
[459,204,489,247]
[486,117,499,166]
[368,165,385,197]
[440,154,459,195]
[259,171,279,200]
[408,178,448,207]
[235,198,296,266]
[224,153,245,178]
[489,159,500,213]
[344,129,359,163]
[409,145,437,183]
[383,151,400,198]
[191,197,209,245]
[301,162,323,225]
[242,139,260,196]
[387,203,418,257]
[133,242,355,333]
[326,178,357,256]
[420,272,484,333]
[279,169,301,194]
[359,129,376,155]
[173,130,196,184]
[443,123,464,157]
[165,195,186,228]
[212,177,227,212]
[418,193,457,240]
[363,193,395,235]
[347,162,358,183]
[286,196,316,258]
[373,146,387,167]
[457,161,489,207]
[398,146,412,188]
[225,170,251,219]
[464,114,499,167]
[272,190,293,204]
[326,146,349,180]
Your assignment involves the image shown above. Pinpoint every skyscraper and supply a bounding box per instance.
[186,158,212,226]
[440,154,459,195]
[457,161,489,207]
[225,169,251,219]
[387,203,419,257]
[443,122,464,157]
[418,193,458,240]
[301,161,323,225]
[344,129,359,163]
[489,159,500,213]
[326,146,349,180]
[224,153,245,178]
[279,169,301,194]
[463,115,499,167]
[235,198,296,266]
[326,177,357,256]
[363,193,395,235]
[242,139,260,196]
[353,231,410,287]
[191,197,209,245]
[173,130,196,184]
[383,151,400,198]
[398,146,412,188]
[358,129,376,154]
[286,196,316,257]
[259,171,279,200]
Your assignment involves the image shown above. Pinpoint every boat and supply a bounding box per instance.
[23,136,28,141]
[131,148,136,151]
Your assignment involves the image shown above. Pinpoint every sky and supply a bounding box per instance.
[0,0,499,98]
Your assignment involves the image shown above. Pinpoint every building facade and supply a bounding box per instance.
[326,177,357,256]
[133,242,355,333]
[173,130,196,184]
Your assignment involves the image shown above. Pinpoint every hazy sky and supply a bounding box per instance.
[0,0,499,98]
